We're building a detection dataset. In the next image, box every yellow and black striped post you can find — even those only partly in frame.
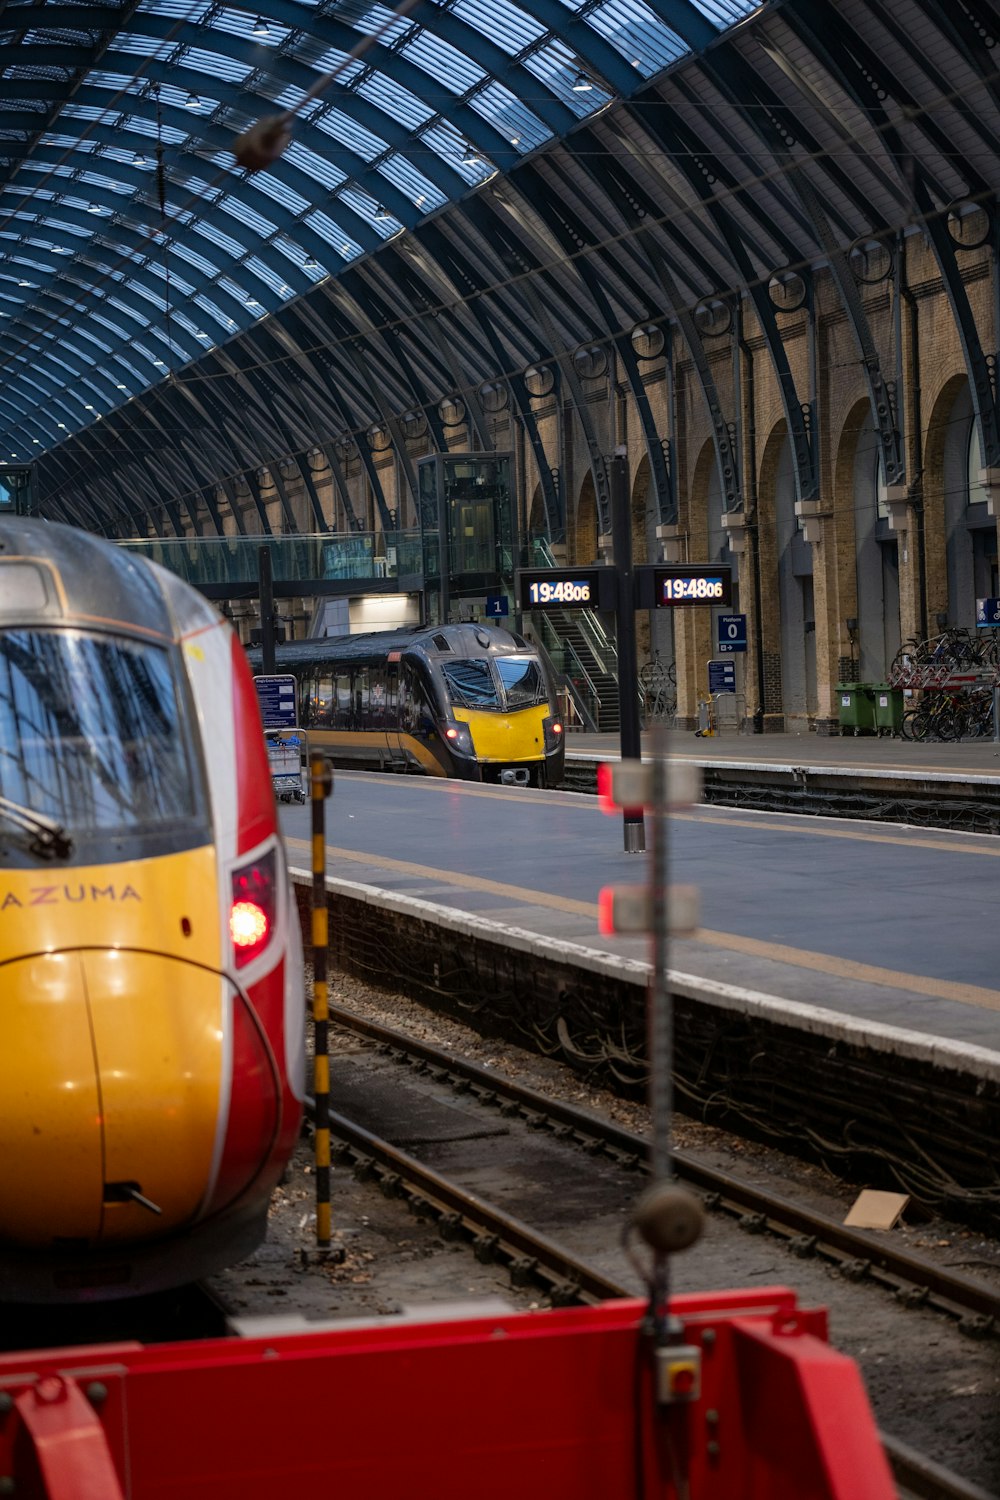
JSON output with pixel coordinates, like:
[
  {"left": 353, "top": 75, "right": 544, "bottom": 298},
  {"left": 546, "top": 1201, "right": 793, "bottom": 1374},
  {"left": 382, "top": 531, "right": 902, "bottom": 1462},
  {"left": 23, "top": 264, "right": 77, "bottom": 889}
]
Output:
[{"left": 310, "top": 751, "right": 333, "bottom": 1249}]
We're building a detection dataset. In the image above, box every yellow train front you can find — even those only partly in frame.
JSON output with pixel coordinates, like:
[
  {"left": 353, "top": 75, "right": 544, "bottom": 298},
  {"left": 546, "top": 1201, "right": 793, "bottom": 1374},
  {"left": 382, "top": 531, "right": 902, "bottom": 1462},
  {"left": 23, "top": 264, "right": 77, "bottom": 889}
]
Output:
[
  {"left": 265, "top": 623, "right": 565, "bottom": 786},
  {"left": 0, "top": 518, "right": 304, "bottom": 1302}
]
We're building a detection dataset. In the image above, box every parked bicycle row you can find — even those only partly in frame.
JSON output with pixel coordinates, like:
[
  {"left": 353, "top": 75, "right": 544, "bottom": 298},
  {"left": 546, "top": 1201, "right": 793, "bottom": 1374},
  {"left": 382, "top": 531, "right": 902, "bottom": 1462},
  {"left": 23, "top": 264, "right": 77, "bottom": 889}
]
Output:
[
  {"left": 891, "top": 627, "right": 1000, "bottom": 673},
  {"left": 900, "top": 686, "right": 997, "bottom": 742}
]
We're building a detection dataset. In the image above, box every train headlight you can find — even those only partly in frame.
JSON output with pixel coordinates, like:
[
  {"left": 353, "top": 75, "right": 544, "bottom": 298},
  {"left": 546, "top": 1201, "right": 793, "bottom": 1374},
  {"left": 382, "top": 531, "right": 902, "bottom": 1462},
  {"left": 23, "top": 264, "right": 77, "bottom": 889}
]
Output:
[
  {"left": 230, "top": 848, "right": 277, "bottom": 966},
  {"left": 543, "top": 716, "right": 564, "bottom": 753},
  {"left": 443, "top": 721, "right": 475, "bottom": 756}
]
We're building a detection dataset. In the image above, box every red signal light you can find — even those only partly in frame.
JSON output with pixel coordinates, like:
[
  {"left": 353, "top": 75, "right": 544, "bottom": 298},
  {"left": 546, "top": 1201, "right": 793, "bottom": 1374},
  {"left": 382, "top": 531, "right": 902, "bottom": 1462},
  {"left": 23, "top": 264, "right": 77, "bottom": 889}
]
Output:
[
  {"left": 230, "top": 899, "right": 269, "bottom": 950},
  {"left": 598, "top": 761, "right": 646, "bottom": 818},
  {"left": 230, "top": 849, "right": 277, "bottom": 966}
]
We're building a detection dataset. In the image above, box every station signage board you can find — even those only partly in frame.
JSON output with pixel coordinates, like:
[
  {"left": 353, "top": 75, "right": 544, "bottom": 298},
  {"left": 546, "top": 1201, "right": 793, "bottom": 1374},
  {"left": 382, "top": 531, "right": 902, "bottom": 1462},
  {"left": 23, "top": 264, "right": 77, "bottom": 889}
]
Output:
[
  {"left": 708, "top": 660, "right": 736, "bottom": 694},
  {"left": 254, "top": 674, "right": 298, "bottom": 729},
  {"left": 517, "top": 566, "right": 617, "bottom": 612}
]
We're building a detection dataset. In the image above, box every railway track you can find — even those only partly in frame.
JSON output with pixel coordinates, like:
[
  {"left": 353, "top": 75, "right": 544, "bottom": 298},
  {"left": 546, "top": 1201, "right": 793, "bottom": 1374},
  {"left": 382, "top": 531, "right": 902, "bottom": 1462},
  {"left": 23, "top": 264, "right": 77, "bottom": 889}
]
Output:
[
  {"left": 328, "top": 1003, "right": 999, "bottom": 1336},
  {"left": 316, "top": 1002, "right": 998, "bottom": 1500}
]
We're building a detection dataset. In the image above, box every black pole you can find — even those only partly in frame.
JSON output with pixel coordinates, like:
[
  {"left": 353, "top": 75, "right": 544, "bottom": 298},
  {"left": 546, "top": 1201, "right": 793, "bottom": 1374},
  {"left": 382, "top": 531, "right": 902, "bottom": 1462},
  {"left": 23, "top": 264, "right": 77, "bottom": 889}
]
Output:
[
  {"left": 437, "top": 462, "right": 450, "bottom": 627},
  {"left": 259, "top": 544, "right": 276, "bottom": 675},
  {"left": 609, "top": 452, "right": 645, "bottom": 853}
]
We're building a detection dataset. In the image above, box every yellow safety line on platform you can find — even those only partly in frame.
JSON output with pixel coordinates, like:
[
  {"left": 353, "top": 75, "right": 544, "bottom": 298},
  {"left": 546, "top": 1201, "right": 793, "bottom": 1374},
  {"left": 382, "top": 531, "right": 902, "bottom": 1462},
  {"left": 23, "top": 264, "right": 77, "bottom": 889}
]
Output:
[
  {"left": 285, "top": 837, "right": 594, "bottom": 916},
  {"left": 693, "top": 928, "right": 1000, "bottom": 1013},
  {"left": 674, "top": 810, "right": 1000, "bottom": 858},
  {"left": 286, "top": 837, "right": 1000, "bottom": 1013}
]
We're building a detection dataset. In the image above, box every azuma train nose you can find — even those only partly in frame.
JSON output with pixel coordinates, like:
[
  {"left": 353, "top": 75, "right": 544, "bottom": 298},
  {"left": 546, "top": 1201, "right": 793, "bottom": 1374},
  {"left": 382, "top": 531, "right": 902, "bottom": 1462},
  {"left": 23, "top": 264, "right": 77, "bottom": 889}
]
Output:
[{"left": 0, "top": 950, "right": 277, "bottom": 1249}]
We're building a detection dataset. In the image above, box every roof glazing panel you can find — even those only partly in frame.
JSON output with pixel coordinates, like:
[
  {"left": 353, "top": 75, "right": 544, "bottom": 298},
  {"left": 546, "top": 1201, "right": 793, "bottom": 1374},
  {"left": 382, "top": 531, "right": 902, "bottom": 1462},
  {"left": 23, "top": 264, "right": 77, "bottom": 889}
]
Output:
[{"left": 0, "top": 0, "right": 766, "bottom": 452}]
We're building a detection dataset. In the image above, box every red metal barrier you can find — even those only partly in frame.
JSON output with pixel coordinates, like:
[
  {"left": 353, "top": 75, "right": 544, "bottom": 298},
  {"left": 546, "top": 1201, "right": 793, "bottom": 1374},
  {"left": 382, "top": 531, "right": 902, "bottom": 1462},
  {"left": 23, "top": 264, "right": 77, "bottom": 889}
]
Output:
[{"left": 0, "top": 1288, "right": 895, "bottom": 1499}]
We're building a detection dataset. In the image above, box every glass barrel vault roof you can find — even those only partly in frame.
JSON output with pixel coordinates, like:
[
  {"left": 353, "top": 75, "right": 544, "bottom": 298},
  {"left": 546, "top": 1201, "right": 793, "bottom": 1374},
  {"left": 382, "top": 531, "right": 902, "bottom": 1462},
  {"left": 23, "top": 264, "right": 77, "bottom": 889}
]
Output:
[{"left": 0, "top": 0, "right": 763, "bottom": 456}]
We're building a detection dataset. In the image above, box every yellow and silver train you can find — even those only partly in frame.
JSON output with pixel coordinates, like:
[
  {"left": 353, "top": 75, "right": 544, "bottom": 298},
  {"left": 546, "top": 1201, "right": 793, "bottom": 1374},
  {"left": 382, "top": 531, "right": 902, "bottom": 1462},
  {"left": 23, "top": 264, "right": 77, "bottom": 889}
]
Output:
[{"left": 253, "top": 624, "right": 565, "bottom": 786}]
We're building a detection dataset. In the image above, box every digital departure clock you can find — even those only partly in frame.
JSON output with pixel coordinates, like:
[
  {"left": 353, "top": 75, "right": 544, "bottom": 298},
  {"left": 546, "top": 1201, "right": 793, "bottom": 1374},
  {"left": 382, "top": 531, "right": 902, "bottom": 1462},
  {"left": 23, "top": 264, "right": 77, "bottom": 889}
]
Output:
[
  {"left": 517, "top": 566, "right": 616, "bottom": 612},
  {"left": 635, "top": 564, "right": 733, "bottom": 609}
]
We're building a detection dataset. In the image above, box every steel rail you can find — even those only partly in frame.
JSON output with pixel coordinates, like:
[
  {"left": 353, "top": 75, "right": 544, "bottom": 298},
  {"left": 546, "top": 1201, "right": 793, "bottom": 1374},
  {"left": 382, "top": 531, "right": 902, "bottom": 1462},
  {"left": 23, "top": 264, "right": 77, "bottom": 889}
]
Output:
[
  {"left": 329, "top": 1004, "right": 1000, "bottom": 1331},
  {"left": 315, "top": 1101, "right": 628, "bottom": 1304},
  {"left": 885, "top": 1435, "right": 1000, "bottom": 1500},
  {"left": 317, "top": 1023, "right": 990, "bottom": 1500}
]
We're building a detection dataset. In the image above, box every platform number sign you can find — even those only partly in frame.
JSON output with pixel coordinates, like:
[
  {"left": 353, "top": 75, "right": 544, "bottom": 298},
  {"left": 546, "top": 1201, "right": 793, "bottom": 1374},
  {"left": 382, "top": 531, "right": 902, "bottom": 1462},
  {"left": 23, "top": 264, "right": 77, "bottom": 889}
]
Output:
[
  {"left": 976, "top": 598, "right": 1000, "bottom": 627},
  {"left": 718, "top": 614, "right": 747, "bottom": 653}
]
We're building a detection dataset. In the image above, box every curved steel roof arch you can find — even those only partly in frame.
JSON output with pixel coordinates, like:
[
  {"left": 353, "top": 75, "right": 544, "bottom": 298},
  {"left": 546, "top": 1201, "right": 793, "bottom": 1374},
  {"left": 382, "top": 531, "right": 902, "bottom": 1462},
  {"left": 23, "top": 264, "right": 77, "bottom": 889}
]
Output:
[
  {"left": 1, "top": 0, "right": 755, "bottom": 456},
  {"left": 17, "top": 0, "right": 1000, "bottom": 526}
]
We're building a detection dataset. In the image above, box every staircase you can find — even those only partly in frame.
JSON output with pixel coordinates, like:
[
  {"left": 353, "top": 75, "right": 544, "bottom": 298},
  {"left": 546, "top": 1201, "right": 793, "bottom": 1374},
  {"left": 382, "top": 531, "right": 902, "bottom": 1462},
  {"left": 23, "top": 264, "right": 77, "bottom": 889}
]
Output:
[
  {"left": 524, "top": 540, "right": 637, "bottom": 734},
  {"left": 556, "top": 613, "right": 620, "bottom": 733}
]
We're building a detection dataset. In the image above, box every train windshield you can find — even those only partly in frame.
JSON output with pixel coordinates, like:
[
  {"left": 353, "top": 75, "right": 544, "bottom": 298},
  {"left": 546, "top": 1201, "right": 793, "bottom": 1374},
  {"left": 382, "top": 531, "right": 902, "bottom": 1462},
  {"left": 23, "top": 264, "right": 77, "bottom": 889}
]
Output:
[
  {"left": 441, "top": 657, "right": 547, "bottom": 711},
  {"left": 0, "top": 628, "right": 199, "bottom": 849},
  {"left": 495, "top": 656, "right": 547, "bottom": 709}
]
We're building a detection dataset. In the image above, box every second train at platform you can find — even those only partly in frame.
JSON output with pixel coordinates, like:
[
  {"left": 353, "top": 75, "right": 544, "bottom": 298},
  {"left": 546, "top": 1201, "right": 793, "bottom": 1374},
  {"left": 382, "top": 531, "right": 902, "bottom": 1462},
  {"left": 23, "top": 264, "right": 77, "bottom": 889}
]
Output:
[{"left": 251, "top": 623, "right": 565, "bottom": 787}]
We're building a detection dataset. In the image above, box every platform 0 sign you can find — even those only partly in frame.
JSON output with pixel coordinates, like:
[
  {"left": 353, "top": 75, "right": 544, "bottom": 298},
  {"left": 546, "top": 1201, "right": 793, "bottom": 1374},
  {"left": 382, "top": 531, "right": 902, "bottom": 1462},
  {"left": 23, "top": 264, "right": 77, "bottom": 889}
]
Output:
[
  {"left": 254, "top": 674, "right": 298, "bottom": 729},
  {"left": 976, "top": 598, "right": 1000, "bottom": 627},
  {"left": 708, "top": 660, "right": 736, "bottom": 695},
  {"left": 718, "top": 614, "right": 747, "bottom": 653}
]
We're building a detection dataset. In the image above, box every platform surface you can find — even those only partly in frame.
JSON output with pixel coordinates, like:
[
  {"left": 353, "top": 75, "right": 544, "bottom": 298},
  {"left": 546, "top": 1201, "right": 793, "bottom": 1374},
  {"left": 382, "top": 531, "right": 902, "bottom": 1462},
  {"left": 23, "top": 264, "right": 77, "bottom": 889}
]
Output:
[
  {"left": 566, "top": 727, "right": 1000, "bottom": 781},
  {"left": 280, "top": 771, "right": 1000, "bottom": 1059}
]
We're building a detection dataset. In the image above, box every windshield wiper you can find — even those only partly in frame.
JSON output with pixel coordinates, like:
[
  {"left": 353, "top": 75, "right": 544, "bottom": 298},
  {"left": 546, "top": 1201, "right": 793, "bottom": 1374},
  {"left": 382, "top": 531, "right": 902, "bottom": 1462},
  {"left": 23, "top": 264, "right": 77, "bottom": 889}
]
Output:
[{"left": 0, "top": 794, "right": 73, "bottom": 860}]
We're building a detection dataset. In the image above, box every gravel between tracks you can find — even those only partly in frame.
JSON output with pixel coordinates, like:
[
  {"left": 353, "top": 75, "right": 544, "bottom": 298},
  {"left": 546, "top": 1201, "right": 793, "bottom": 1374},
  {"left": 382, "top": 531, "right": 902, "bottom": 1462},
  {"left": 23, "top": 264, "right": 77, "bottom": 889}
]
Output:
[{"left": 209, "top": 971, "right": 1000, "bottom": 1494}]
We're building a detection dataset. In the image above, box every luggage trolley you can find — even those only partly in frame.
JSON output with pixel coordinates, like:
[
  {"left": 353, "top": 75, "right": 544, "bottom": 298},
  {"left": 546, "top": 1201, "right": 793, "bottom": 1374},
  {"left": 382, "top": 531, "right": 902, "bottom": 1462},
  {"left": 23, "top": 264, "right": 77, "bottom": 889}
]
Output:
[
  {"left": 254, "top": 672, "right": 307, "bottom": 804},
  {"left": 265, "top": 726, "right": 307, "bottom": 803}
]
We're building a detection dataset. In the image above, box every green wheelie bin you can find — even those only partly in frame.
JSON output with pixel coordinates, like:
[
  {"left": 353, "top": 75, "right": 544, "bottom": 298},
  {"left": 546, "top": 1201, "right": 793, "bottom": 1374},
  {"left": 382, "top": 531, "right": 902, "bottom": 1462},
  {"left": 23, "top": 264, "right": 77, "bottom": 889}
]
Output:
[
  {"left": 836, "top": 683, "right": 876, "bottom": 735},
  {"left": 872, "top": 684, "right": 904, "bottom": 737}
]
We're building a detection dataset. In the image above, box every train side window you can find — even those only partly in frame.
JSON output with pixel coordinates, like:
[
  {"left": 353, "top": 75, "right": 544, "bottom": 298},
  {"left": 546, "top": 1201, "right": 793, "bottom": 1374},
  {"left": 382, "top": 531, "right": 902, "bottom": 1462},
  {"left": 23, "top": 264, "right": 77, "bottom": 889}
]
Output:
[
  {"left": 312, "top": 673, "right": 334, "bottom": 728},
  {"left": 334, "top": 672, "right": 352, "bottom": 728},
  {"left": 369, "top": 666, "right": 382, "bottom": 724},
  {"left": 352, "top": 666, "right": 369, "bottom": 728},
  {"left": 399, "top": 663, "right": 417, "bottom": 732}
]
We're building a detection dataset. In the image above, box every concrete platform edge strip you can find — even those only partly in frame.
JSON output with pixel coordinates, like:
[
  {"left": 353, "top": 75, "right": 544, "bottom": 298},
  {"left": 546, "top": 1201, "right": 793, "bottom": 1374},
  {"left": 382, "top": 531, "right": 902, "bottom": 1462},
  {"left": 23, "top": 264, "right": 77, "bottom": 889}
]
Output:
[
  {"left": 288, "top": 867, "right": 1000, "bottom": 1083},
  {"left": 565, "top": 753, "right": 1000, "bottom": 788}
]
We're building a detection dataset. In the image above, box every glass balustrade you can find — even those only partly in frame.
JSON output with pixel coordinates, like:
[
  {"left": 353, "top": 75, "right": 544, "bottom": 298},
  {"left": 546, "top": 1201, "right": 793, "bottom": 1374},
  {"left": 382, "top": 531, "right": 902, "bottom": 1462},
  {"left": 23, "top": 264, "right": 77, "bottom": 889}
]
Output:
[{"left": 116, "top": 532, "right": 423, "bottom": 588}]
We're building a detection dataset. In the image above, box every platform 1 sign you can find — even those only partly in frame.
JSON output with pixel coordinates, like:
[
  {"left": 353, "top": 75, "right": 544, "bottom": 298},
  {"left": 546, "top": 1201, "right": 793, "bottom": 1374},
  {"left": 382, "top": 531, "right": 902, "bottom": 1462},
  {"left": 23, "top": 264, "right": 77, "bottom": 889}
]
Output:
[
  {"left": 254, "top": 673, "right": 298, "bottom": 729},
  {"left": 708, "top": 660, "right": 736, "bottom": 695},
  {"left": 485, "top": 593, "right": 509, "bottom": 618},
  {"left": 976, "top": 597, "right": 1000, "bottom": 627},
  {"left": 718, "top": 614, "right": 747, "bottom": 653}
]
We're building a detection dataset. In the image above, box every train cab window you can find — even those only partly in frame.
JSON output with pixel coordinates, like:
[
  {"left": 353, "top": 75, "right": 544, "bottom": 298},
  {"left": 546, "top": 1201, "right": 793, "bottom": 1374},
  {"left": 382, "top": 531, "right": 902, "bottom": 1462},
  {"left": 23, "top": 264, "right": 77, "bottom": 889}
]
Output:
[
  {"left": 495, "top": 657, "right": 546, "bottom": 708},
  {"left": 0, "top": 628, "right": 204, "bottom": 860},
  {"left": 441, "top": 658, "right": 499, "bottom": 708},
  {"left": 441, "top": 657, "right": 547, "bottom": 712}
]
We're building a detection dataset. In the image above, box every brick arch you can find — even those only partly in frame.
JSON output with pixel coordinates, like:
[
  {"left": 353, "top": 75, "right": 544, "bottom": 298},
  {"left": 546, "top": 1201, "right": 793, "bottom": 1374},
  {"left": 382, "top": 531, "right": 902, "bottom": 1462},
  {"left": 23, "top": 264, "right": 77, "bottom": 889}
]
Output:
[
  {"left": 572, "top": 470, "right": 599, "bottom": 564},
  {"left": 831, "top": 395, "right": 872, "bottom": 626},
  {"left": 922, "top": 373, "right": 972, "bottom": 626},
  {"left": 527, "top": 483, "right": 546, "bottom": 546},
  {"left": 630, "top": 452, "right": 651, "bottom": 565},
  {"left": 689, "top": 438, "right": 720, "bottom": 556}
]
